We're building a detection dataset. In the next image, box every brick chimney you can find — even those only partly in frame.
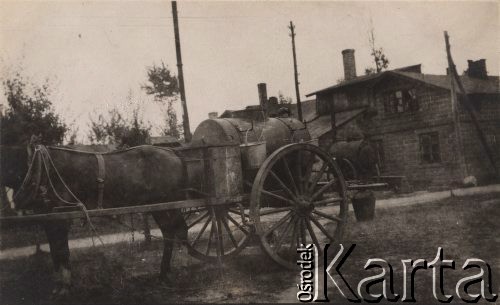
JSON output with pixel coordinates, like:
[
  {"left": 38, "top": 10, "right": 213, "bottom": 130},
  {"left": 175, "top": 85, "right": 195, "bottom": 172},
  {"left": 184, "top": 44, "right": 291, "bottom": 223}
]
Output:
[
  {"left": 465, "top": 59, "right": 487, "bottom": 79},
  {"left": 257, "top": 83, "right": 268, "bottom": 117},
  {"left": 342, "top": 49, "right": 357, "bottom": 81}
]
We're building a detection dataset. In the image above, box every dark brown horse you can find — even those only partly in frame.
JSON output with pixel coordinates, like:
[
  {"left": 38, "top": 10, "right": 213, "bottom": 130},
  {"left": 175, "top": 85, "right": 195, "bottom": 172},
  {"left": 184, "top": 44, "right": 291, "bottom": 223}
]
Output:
[{"left": 0, "top": 143, "right": 188, "bottom": 295}]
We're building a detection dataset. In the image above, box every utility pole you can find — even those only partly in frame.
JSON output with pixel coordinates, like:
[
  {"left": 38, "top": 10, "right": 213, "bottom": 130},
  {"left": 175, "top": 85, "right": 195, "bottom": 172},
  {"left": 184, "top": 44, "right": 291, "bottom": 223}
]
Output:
[
  {"left": 444, "top": 32, "right": 468, "bottom": 179},
  {"left": 289, "top": 21, "right": 303, "bottom": 122},
  {"left": 444, "top": 31, "right": 498, "bottom": 178},
  {"left": 172, "top": 1, "right": 191, "bottom": 142}
]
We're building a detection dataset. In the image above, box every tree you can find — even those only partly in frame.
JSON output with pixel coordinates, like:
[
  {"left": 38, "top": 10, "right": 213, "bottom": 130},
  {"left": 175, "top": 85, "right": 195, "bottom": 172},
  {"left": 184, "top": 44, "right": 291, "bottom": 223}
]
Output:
[
  {"left": 365, "top": 23, "right": 389, "bottom": 75},
  {"left": 87, "top": 104, "right": 151, "bottom": 148},
  {"left": 121, "top": 107, "right": 151, "bottom": 148},
  {"left": 278, "top": 91, "right": 293, "bottom": 105},
  {"left": 142, "top": 62, "right": 179, "bottom": 101},
  {"left": 1, "top": 73, "right": 67, "bottom": 145},
  {"left": 88, "top": 108, "right": 125, "bottom": 145},
  {"left": 65, "top": 124, "right": 79, "bottom": 146},
  {"left": 142, "top": 62, "right": 182, "bottom": 139}
]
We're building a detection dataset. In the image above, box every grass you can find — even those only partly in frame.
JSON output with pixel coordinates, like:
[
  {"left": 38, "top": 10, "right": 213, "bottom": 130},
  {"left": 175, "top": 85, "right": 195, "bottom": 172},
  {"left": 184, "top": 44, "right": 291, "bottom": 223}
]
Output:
[{"left": 0, "top": 193, "right": 498, "bottom": 304}]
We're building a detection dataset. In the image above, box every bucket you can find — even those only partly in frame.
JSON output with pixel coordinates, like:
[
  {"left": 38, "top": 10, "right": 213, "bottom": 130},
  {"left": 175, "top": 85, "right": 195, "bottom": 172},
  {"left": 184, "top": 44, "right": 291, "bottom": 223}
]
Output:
[
  {"left": 240, "top": 142, "right": 266, "bottom": 169},
  {"left": 352, "top": 191, "right": 376, "bottom": 222}
]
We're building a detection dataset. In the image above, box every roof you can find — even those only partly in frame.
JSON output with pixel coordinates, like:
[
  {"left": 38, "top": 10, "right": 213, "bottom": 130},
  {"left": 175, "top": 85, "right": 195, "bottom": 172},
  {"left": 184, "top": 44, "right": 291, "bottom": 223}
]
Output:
[
  {"left": 289, "top": 99, "right": 317, "bottom": 121},
  {"left": 306, "top": 69, "right": 500, "bottom": 97},
  {"left": 394, "top": 71, "right": 499, "bottom": 95},
  {"left": 306, "top": 73, "right": 381, "bottom": 97},
  {"left": 221, "top": 99, "right": 318, "bottom": 121},
  {"left": 306, "top": 107, "right": 367, "bottom": 139}
]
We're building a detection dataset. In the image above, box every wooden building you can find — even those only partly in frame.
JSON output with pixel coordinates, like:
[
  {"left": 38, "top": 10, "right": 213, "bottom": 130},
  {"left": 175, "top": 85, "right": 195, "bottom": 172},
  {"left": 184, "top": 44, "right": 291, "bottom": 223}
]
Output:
[{"left": 306, "top": 50, "right": 500, "bottom": 188}]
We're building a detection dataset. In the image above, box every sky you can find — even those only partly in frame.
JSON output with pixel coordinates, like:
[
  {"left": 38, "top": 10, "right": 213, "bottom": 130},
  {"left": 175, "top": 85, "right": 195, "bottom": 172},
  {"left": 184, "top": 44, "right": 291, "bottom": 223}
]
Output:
[{"left": 0, "top": 1, "right": 498, "bottom": 143}]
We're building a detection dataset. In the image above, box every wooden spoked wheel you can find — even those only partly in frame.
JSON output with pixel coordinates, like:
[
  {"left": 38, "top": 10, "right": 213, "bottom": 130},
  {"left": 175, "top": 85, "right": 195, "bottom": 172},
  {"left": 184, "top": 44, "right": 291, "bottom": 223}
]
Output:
[
  {"left": 183, "top": 205, "right": 251, "bottom": 262},
  {"left": 250, "top": 143, "right": 348, "bottom": 269}
]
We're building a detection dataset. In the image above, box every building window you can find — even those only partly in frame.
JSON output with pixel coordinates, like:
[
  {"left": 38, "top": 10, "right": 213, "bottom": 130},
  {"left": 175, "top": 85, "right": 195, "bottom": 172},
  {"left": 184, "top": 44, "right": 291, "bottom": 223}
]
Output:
[
  {"left": 419, "top": 132, "right": 441, "bottom": 163},
  {"left": 383, "top": 88, "right": 419, "bottom": 114},
  {"left": 372, "top": 139, "right": 385, "bottom": 170}
]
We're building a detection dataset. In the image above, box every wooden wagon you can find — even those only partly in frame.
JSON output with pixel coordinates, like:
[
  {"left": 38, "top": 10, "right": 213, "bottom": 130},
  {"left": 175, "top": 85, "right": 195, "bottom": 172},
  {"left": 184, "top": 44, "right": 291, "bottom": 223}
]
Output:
[{"left": 1, "top": 116, "right": 385, "bottom": 269}]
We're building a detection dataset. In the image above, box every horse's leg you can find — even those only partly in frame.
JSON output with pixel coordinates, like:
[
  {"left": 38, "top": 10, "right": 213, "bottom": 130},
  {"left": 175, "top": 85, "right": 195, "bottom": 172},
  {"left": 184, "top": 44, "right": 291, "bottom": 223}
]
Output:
[
  {"left": 43, "top": 219, "right": 72, "bottom": 295},
  {"left": 142, "top": 213, "right": 152, "bottom": 246},
  {"left": 151, "top": 210, "right": 188, "bottom": 282}
]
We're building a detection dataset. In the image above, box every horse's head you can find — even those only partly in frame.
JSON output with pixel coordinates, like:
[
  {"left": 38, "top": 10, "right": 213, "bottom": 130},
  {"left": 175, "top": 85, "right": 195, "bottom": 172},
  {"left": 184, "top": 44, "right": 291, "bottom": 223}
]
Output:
[
  {"left": 2, "top": 134, "right": 43, "bottom": 186},
  {"left": 1, "top": 135, "right": 46, "bottom": 210},
  {"left": 0, "top": 144, "right": 29, "bottom": 191}
]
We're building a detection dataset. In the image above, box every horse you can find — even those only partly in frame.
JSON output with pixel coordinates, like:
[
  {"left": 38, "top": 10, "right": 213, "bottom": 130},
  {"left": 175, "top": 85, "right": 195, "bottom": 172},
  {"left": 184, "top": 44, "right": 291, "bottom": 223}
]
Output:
[{"left": 0, "top": 141, "right": 188, "bottom": 295}]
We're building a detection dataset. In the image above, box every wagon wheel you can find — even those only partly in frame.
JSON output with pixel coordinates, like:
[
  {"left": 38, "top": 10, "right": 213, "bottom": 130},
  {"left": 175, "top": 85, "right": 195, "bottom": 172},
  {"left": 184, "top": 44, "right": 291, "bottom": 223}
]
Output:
[
  {"left": 250, "top": 143, "right": 348, "bottom": 269},
  {"left": 183, "top": 204, "right": 251, "bottom": 262}
]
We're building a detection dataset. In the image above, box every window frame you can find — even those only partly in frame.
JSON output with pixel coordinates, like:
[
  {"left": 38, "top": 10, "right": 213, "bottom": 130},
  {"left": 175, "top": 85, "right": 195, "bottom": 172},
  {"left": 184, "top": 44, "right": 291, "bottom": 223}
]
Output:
[
  {"left": 419, "top": 132, "right": 441, "bottom": 163},
  {"left": 382, "top": 88, "right": 419, "bottom": 116}
]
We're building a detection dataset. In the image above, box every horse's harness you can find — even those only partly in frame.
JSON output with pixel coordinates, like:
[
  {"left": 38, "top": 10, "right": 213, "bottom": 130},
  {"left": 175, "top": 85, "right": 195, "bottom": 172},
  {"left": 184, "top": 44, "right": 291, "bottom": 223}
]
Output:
[{"left": 15, "top": 145, "right": 106, "bottom": 210}]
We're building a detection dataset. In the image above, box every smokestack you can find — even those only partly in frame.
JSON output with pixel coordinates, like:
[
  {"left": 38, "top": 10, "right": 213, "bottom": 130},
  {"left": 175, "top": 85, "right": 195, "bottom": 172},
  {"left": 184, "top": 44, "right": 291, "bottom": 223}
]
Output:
[
  {"left": 465, "top": 59, "right": 487, "bottom": 79},
  {"left": 258, "top": 83, "right": 268, "bottom": 117},
  {"left": 342, "top": 49, "right": 357, "bottom": 81},
  {"left": 208, "top": 112, "right": 218, "bottom": 119}
]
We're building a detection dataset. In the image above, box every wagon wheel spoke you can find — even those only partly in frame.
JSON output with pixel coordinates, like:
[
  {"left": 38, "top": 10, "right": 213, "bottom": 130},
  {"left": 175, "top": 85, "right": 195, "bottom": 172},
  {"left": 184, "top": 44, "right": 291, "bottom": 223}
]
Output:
[
  {"left": 226, "top": 213, "right": 249, "bottom": 235},
  {"left": 281, "top": 156, "right": 299, "bottom": 195},
  {"left": 186, "top": 205, "right": 250, "bottom": 262},
  {"left": 250, "top": 143, "right": 348, "bottom": 269},
  {"left": 295, "top": 151, "right": 304, "bottom": 194},
  {"left": 309, "top": 214, "right": 335, "bottom": 241},
  {"left": 274, "top": 214, "right": 296, "bottom": 253},
  {"left": 259, "top": 207, "right": 291, "bottom": 216},
  {"left": 221, "top": 214, "right": 238, "bottom": 248},
  {"left": 227, "top": 208, "right": 250, "bottom": 218},
  {"left": 205, "top": 217, "right": 216, "bottom": 256},
  {"left": 295, "top": 223, "right": 301, "bottom": 248},
  {"left": 305, "top": 217, "right": 323, "bottom": 256},
  {"left": 261, "top": 189, "right": 296, "bottom": 206},
  {"left": 287, "top": 217, "right": 299, "bottom": 257},
  {"left": 307, "top": 162, "right": 329, "bottom": 196},
  {"left": 301, "top": 153, "right": 316, "bottom": 194},
  {"left": 264, "top": 211, "right": 293, "bottom": 237},
  {"left": 313, "top": 196, "right": 343, "bottom": 206},
  {"left": 215, "top": 213, "right": 224, "bottom": 257},
  {"left": 191, "top": 213, "right": 213, "bottom": 247},
  {"left": 311, "top": 179, "right": 337, "bottom": 202},
  {"left": 187, "top": 211, "right": 209, "bottom": 229},
  {"left": 312, "top": 209, "right": 343, "bottom": 223},
  {"left": 299, "top": 218, "right": 307, "bottom": 245},
  {"left": 270, "top": 170, "right": 299, "bottom": 203}
]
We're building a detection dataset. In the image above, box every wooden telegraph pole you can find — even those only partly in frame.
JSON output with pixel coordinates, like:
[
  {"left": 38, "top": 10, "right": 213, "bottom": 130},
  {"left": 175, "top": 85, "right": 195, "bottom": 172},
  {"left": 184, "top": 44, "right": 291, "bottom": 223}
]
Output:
[
  {"left": 444, "top": 31, "right": 498, "bottom": 177},
  {"left": 289, "top": 21, "right": 303, "bottom": 122},
  {"left": 172, "top": 1, "right": 191, "bottom": 142}
]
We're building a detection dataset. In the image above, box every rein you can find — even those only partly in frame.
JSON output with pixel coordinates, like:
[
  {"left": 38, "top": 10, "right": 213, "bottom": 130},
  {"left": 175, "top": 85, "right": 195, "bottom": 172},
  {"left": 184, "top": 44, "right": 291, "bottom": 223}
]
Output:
[
  {"left": 13, "top": 146, "right": 42, "bottom": 205},
  {"left": 13, "top": 145, "right": 104, "bottom": 245}
]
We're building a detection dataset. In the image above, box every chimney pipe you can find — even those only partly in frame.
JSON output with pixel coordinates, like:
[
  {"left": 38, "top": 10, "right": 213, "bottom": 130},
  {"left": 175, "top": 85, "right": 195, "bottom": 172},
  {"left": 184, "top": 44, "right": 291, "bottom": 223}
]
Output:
[
  {"left": 258, "top": 83, "right": 268, "bottom": 117},
  {"left": 466, "top": 59, "right": 487, "bottom": 79},
  {"left": 342, "top": 49, "right": 357, "bottom": 81}
]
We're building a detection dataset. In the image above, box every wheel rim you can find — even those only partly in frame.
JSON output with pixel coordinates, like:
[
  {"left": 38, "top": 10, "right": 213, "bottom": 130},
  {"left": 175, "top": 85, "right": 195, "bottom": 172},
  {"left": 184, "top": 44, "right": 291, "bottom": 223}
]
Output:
[
  {"left": 250, "top": 144, "right": 348, "bottom": 269},
  {"left": 183, "top": 205, "right": 251, "bottom": 262}
]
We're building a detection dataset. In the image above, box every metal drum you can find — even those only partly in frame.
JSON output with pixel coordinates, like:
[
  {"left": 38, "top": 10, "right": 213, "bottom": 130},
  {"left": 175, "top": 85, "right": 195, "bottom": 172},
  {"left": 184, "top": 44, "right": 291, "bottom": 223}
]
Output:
[
  {"left": 191, "top": 118, "right": 311, "bottom": 159},
  {"left": 240, "top": 141, "right": 266, "bottom": 170}
]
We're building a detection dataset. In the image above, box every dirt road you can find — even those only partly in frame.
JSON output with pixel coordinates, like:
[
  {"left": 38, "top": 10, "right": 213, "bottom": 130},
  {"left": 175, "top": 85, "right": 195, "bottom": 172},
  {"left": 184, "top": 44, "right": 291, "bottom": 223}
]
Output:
[{"left": 0, "top": 194, "right": 498, "bottom": 304}]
